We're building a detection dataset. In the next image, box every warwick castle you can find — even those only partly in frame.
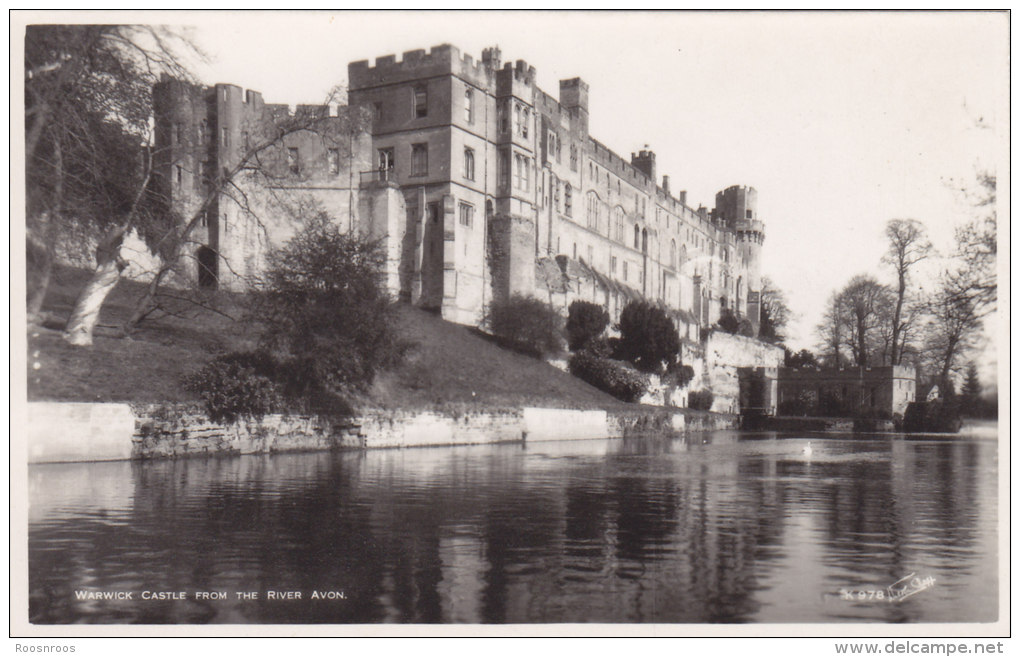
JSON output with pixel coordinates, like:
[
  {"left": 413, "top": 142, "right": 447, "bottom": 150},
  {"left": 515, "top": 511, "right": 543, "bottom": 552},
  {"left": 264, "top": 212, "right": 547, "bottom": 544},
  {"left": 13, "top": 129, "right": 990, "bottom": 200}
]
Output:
[{"left": 154, "top": 43, "right": 766, "bottom": 342}]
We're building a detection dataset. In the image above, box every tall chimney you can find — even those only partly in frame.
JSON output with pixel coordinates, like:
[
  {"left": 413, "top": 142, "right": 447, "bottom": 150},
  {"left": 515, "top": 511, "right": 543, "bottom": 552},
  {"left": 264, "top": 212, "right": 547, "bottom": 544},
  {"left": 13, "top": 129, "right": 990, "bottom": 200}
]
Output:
[{"left": 662, "top": 175, "right": 670, "bottom": 195}]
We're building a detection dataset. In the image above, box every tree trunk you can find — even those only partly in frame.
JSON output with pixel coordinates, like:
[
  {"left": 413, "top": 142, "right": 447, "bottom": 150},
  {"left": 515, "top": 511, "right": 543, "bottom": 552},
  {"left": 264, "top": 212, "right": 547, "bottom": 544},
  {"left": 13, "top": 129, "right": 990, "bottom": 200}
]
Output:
[
  {"left": 27, "top": 251, "right": 54, "bottom": 322},
  {"left": 890, "top": 271, "right": 905, "bottom": 365},
  {"left": 63, "top": 228, "right": 128, "bottom": 346},
  {"left": 28, "top": 136, "right": 63, "bottom": 323},
  {"left": 122, "top": 263, "right": 170, "bottom": 335}
]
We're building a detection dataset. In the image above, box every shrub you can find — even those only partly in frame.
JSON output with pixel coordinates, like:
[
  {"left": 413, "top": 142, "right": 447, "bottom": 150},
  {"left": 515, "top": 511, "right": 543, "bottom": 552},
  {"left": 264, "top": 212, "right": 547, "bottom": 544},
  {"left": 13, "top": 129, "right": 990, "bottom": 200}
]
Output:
[
  {"left": 251, "top": 213, "right": 405, "bottom": 413},
  {"left": 488, "top": 294, "right": 564, "bottom": 357},
  {"left": 717, "top": 308, "right": 741, "bottom": 334},
  {"left": 569, "top": 350, "right": 649, "bottom": 403},
  {"left": 903, "top": 399, "right": 962, "bottom": 433},
  {"left": 688, "top": 389, "right": 714, "bottom": 411},
  {"left": 185, "top": 352, "right": 281, "bottom": 424},
  {"left": 717, "top": 308, "right": 755, "bottom": 337},
  {"left": 566, "top": 300, "right": 609, "bottom": 351},
  {"left": 662, "top": 363, "right": 695, "bottom": 389},
  {"left": 615, "top": 301, "right": 680, "bottom": 373}
]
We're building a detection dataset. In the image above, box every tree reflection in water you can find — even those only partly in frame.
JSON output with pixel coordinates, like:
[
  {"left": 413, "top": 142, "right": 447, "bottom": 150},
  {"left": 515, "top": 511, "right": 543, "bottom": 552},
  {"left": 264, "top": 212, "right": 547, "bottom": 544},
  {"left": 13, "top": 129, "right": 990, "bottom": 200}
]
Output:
[{"left": 29, "top": 433, "right": 997, "bottom": 624}]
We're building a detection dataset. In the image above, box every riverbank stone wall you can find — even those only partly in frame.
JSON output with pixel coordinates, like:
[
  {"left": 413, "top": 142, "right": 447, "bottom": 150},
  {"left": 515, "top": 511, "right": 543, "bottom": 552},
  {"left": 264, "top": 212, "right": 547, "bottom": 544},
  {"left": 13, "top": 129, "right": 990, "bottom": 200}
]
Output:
[{"left": 26, "top": 402, "right": 739, "bottom": 463}]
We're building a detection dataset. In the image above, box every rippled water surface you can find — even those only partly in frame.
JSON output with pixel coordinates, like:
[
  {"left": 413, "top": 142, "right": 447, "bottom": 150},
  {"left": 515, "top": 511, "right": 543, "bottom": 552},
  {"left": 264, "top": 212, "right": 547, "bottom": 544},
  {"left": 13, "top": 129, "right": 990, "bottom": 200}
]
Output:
[{"left": 28, "top": 432, "right": 998, "bottom": 624}]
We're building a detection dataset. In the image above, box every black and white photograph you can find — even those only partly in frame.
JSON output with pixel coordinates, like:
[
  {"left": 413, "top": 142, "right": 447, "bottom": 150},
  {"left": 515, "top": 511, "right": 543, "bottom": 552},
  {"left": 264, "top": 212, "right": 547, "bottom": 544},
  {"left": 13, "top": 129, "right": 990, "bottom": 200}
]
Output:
[{"left": 12, "top": 9, "right": 1008, "bottom": 642}]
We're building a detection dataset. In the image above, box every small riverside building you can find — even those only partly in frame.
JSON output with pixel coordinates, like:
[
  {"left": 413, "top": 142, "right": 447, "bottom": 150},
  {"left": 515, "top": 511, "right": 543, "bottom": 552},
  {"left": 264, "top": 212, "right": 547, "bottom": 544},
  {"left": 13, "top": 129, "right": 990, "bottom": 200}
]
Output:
[{"left": 777, "top": 366, "right": 917, "bottom": 418}]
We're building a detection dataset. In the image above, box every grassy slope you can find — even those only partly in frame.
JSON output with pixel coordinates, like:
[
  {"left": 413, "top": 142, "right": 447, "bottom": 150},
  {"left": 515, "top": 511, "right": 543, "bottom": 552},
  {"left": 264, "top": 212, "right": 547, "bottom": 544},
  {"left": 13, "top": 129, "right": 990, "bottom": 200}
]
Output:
[{"left": 27, "top": 266, "right": 626, "bottom": 411}]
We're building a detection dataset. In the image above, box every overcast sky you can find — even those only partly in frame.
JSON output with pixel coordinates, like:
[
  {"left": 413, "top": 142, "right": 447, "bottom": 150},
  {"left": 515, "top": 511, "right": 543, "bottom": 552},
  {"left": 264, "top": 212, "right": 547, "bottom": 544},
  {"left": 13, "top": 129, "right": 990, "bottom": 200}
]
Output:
[{"left": 154, "top": 12, "right": 1007, "bottom": 360}]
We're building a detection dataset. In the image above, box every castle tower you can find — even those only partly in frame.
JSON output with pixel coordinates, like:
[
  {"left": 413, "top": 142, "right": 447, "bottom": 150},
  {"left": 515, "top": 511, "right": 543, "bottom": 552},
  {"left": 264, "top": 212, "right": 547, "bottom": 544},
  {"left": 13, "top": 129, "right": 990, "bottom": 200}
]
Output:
[{"left": 714, "top": 185, "right": 765, "bottom": 331}]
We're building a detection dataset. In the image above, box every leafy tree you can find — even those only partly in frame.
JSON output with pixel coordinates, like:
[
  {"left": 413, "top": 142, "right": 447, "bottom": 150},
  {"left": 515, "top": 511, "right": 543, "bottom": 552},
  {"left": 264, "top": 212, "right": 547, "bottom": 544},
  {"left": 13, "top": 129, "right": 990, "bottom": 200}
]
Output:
[
  {"left": 615, "top": 301, "right": 680, "bottom": 373},
  {"left": 958, "top": 362, "right": 983, "bottom": 418},
  {"left": 249, "top": 213, "right": 404, "bottom": 413},
  {"left": 566, "top": 300, "right": 609, "bottom": 351},
  {"left": 882, "top": 219, "right": 933, "bottom": 365},
  {"left": 784, "top": 348, "right": 818, "bottom": 369}
]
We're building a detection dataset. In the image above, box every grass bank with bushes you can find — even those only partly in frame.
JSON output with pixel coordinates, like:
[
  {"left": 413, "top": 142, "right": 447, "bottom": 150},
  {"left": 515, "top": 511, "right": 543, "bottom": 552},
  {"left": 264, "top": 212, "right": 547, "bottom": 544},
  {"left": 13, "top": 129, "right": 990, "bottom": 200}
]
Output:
[{"left": 27, "top": 266, "right": 630, "bottom": 412}]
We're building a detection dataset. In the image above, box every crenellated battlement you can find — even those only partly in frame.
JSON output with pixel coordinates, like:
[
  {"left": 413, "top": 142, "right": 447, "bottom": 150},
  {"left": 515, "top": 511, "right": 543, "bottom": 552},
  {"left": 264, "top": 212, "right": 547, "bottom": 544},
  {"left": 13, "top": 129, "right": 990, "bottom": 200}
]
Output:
[{"left": 349, "top": 43, "right": 495, "bottom": 90}]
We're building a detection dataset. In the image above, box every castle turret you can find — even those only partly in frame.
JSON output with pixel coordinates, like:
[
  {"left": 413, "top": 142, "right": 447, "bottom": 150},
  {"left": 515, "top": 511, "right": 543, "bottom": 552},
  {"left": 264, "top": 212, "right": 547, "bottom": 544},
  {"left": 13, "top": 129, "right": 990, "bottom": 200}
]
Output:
[
  {"left": 630, "top": 149, "right": 656, "bottom": 182},
  {"left": 715, "top": 185, "right": 765, "bottom": 332},
  {"left": 559, "top": 77, "right": 589, "bottom": 136}
]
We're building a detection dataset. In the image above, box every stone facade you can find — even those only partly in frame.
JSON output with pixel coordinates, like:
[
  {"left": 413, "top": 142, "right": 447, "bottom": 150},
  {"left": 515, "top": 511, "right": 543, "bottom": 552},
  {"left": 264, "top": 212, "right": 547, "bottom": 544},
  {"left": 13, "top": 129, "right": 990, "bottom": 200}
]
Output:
[{"left": 154, "top": 43, "right": 766, "bottom": 334}]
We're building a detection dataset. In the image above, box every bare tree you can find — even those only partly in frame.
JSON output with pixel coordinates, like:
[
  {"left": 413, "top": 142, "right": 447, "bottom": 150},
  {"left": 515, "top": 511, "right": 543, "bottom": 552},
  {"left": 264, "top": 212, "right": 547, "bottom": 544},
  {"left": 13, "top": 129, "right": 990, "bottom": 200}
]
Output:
[
  {"left": 816, "top": 275, "right": 893, "bottom": 368},
  {"left": 881, "top": 218, "right": 933, "bottom": 365},
  {"left": 815, "top": 292, "right": 845, "bottom": 367},
  {"left": 924, "top": 273, "right": 984, "bottom": 394},
  {"left": 951, "top": 171, "right": 997, "bottom": 313},
  {"left": 758, "top": 276, "right": 791, "bottom": 344},
  {"left": 25, "top": 25, "right": 196, "bottom": 324},
  {"left": 115, "top": 97, "right": 366, "bottom": 339}
]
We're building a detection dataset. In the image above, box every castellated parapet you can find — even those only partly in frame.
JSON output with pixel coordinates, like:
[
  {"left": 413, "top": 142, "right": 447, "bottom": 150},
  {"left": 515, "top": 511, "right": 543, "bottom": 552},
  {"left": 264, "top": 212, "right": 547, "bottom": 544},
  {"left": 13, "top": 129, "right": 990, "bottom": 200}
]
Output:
[{"left": 154, "top": 43, "right": 769, "bottom": 335}]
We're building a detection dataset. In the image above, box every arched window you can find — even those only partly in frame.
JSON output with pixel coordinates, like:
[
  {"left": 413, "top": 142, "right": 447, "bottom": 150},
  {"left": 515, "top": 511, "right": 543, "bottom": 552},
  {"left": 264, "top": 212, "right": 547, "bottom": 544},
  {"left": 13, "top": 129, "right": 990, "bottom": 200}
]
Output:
[
  {"left": 670, "top": 239, "right": 677, "bottom": 269},
  {"left": 641, "top": 228, "right": 648, "bottom": 254},
  {"left": 680, "top": 245, "right": 687, "bottom": 269},
  {"left": 564, "top": 183, "right": 572, "bottom": 217},
  {"left": 586, "top": 192, "right": 602, "bottom": 230},
  {"left": 634, "top": 224, "right": 640, "bottom": 249}
]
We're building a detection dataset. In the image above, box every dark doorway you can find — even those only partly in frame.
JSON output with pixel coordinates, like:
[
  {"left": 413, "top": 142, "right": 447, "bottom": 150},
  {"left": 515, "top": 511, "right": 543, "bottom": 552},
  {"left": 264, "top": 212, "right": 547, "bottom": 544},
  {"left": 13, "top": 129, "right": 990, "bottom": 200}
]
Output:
[{"left": 197, "top": 246, "right": 218, "bottom": 289}]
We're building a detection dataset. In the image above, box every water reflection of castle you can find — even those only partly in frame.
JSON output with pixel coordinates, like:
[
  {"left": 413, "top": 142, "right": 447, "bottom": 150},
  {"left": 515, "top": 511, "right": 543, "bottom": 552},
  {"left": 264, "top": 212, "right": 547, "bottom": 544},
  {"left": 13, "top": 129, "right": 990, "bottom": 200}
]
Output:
[{"left": 29, "top": 437, "right": 996, "bottom": 624}]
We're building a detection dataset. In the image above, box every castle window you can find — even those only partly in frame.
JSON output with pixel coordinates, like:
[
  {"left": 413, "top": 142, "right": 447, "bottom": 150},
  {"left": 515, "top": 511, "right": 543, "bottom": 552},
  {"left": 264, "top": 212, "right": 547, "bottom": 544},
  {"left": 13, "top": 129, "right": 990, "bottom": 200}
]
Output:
[
  {"left": 221, "top": 127, "right": 228, "bottom": 148},
  {"left": 670, "top": 239, "right": 677, "bottom": 269},
  {"left": 623, "top": 261, "right": 628, "bottom": 281},
  {"left": 287, "top": 147, "right": 299, "bottom": 175},
  {"left": 564, "top": 184, "right": 572, "bottom": 217},
  {"left": 411, "top": 143, "right": 428, "bottom": 177},
  {"left": 242, "top": 131, "right": 250, "bottom": 151},
  {"left": 498, "top": 149, "right": 510, "bottom": 190},
  {"left": 611, "top": 255, "right": 617, "bottom": 273},
  {"left": 464, "top": 147, "right": 475, "bottom": 181},
  {"left": 573, "top": 243, "right": 577, "bottom": 260},
  {"left": 746, "top": 209, "right": 753, "bottom": 219},
  {"left": 521, "top": 107, "right": 530, "bottom": 139},
  {"left": 413, "top": 85, "right": 428, "bottom": 118},
  {"left": 554, "top": 179, "right": 561, "bottom": 211},
  {"left": 513, "top": 104, "right": 521, "bottom": 135},
  {"left": 199, "top": 161, "right": 210, "bottom": 189},
  {"left": 634, "top": 224, "right": 640, "bottom": 249},
  {"left": 459, "top": 202, "right": 474, "bottom": 227},
  {"left": 464, "top": 88, "right": 474, "bottom": 124},
  {"left": 378, "top": 148, "right": 394, "bottom": 173},
  {"left": 499, "top": 102, "right": 509, "bottom": 133},
  {"left": 587, "top": 245, "right": 594, "bottom": 265},
  {"left": 373, "top": 102, "right": 383, "bottom": 120},
  {"left": 199, "top": 120, "right": 209, "bottom": 145},
  {"left": 172, "top": 122, "right": 182, "bottom": 145},
  {"left": 328, "top": 148, "right": 340, "bottom": 175},
  {"left": 570, "top": 145, "right": 577, "bottom": 171},
  {"left": 586, "top": 192, "right": 599, "bottom": 230}
]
